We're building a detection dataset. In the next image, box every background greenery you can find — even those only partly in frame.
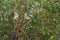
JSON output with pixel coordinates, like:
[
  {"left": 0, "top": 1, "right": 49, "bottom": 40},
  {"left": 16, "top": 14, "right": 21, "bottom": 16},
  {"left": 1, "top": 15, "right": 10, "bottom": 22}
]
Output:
[{"left": 0, "top": 0, "right": 60, "bottom": 40}]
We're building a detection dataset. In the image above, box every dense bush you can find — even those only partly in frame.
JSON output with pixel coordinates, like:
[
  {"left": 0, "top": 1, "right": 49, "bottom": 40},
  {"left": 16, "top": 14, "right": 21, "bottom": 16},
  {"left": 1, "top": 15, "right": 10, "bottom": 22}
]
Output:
[{"left": 0, "top": 0, "right": 60, "bottom": 40}]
